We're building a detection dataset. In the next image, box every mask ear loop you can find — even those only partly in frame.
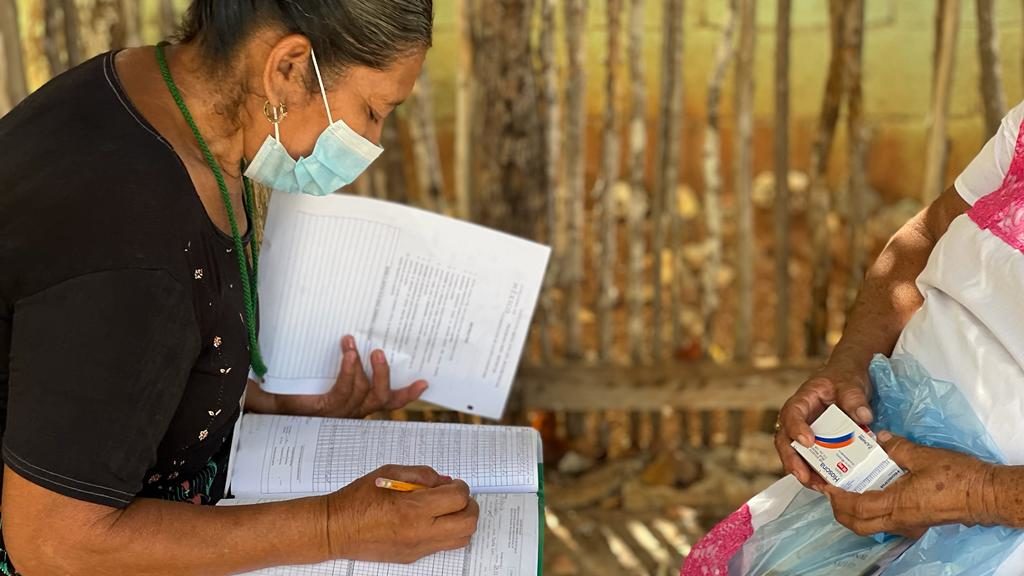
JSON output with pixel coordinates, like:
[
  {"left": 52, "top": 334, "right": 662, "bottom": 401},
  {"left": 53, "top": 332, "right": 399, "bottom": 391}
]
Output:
[{"left": 310, "top": 48, "right": 335, "bottom": 125}]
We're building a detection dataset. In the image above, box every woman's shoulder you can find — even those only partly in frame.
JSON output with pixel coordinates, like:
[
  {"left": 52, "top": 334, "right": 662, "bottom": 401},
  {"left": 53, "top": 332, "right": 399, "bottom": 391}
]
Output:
[
  {"left": 0, "top": 51, "right": 181, "bottom": 171},
  {"left": 7, "top": 52, "right": 179, "bottom": 155},
  {"left": 955, "top": 100, "right": 1024, "bottom": 206},
  {"left": 0, "top": 54, "right": 208, "bottom": 304}
]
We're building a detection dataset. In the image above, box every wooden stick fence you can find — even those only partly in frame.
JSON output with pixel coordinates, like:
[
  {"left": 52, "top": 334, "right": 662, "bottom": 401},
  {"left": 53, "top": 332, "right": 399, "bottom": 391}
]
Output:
[{"left": 0, "top": 0, "right": 1016, "bottom": 441}]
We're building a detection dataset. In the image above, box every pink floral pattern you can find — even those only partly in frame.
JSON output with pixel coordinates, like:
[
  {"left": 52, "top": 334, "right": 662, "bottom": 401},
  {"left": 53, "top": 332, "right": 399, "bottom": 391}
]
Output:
[
  {"left": 680, "top": 504, "right": 754, "bottom": 576},
  {"left": 969, "top": 112, "right": 1024, "bottom": 251}
]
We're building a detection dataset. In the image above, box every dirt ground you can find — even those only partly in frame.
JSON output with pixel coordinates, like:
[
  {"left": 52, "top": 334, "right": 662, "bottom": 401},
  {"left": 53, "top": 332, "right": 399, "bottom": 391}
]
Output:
[{"left": 541, "top": 433, "right": 784, "bottom": 575}]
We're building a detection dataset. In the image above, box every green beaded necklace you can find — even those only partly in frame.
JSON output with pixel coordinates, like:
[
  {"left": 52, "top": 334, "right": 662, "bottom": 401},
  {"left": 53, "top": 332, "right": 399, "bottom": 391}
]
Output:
[{"left": 155, "top": 42, "right": 267, "bottom": 377}]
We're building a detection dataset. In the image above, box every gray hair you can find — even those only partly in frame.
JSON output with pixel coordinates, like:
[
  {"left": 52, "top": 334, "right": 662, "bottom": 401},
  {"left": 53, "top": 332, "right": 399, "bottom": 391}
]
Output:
[{"left": 180, "top": 0, "right": 433, "bottom": 77}]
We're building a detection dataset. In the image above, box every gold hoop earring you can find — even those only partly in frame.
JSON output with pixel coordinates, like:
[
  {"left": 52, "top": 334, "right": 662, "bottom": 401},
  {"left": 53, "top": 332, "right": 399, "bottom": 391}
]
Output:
[{"left": 263, "top": 100, "right": 288, "bottom": 124}]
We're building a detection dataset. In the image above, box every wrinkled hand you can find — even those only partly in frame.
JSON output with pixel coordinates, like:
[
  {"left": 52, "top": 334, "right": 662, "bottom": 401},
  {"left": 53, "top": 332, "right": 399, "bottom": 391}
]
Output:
[
  {"left": 775, "top": 364, "right": 873, "bottom": 488},
  {"left": 823, "top": 432, "right": 993, "bottom": 538},
  {"left": 325, "top": 465, "right": 480, "bottom": 564},
  {"left": 262, "top": 336, "right": 428, "bottom": 419}
]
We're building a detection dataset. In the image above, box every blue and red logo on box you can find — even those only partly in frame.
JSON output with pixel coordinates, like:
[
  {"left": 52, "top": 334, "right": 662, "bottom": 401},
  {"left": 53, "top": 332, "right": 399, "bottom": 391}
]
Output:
[{"left": 814, "top": 432, "right": 855, "bottom": 449}]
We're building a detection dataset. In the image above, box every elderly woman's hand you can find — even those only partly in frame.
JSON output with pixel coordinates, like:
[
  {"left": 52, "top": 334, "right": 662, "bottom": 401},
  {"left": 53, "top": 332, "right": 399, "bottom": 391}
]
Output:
[
  {"left": 248, "top": 335, "right": 428, "bottom": 418},
  {"left": 325, "top": 465, "right": 479, "bottom": 563},
  {"left": 823, "top": 432, "right": 994, "bottom": 538},
  {"left": 776, "top": 362, "right": 874, "bottom": 488}
]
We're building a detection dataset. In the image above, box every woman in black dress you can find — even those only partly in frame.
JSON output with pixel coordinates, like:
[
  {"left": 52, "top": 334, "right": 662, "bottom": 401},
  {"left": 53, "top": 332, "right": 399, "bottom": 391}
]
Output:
[{"left": 0, "top": 1, "right": 478, "bottom": 573}]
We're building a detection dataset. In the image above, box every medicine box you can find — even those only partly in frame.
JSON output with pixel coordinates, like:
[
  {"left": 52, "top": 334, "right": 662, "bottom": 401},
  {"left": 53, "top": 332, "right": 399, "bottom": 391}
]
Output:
[{"left": 791, "top": 404, "right": 904, "bottom": 493}]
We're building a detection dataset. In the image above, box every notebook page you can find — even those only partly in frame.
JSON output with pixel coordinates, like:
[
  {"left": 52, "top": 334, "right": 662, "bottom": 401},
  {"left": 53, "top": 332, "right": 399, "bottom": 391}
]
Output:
[
  {"left": 464, "top": 493, "right": 538, "bottom": 576},
  {"left": 230, "top": 415, "right": 540, "bottom": 499},
  {"left": 221, "top": 493, "right": 537, "bottom": 576},
  {"left": 256, "top": 192, "right": 550, "bottom": 419}
]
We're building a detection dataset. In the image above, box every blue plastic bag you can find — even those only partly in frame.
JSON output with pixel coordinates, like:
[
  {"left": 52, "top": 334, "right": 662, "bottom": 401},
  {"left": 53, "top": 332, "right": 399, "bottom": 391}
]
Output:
[{"left": 728, "top": 354, "right": 1024, "bottom": 575}]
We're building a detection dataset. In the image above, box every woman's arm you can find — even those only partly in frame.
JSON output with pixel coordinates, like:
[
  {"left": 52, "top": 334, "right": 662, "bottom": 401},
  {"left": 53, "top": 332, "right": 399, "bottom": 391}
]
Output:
[
  {"left": 776, "top": 186, "right": 970, "bottom": 486},
  {"left": 824, "top": 185, "right": 969, "bottom": 385},
  {"left": 825, "top": 433, "right": 1024, "bottom": 536},
  {"left": 977, "top": 465, "right": 1024, "bottom": 529},
  {"left": 2, "top": 464, "right": 477, "bottom": 575}
]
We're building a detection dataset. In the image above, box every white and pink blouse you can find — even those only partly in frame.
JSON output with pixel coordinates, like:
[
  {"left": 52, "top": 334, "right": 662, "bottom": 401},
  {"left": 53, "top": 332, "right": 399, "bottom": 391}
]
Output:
[{"left": 683, "top": 101, "right": 1024, "bottom": 575}]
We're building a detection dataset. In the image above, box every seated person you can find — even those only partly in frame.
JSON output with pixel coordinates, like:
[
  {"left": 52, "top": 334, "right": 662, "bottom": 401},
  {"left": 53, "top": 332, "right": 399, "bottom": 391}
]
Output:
[
  {"left": 686, "top": 100, "right": 1024, "bottom": 574},
  {"left": 0, "top": 1, "right": 479, "bottom": 573}
]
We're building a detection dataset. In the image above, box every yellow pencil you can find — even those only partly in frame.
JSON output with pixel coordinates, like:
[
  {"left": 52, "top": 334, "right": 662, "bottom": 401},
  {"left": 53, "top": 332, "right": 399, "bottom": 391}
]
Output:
[{"left": 375, "top": 477, "right": 429, "bottom": 492}]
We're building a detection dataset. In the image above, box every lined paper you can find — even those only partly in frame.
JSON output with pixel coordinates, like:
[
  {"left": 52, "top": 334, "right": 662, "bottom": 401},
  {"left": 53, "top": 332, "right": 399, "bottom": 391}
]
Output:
[
  {"left": 229, "top": 415, "right": 541, "bottom": 499},
  {"left": 256, "top": 193, "right": 550, "bottom": 419}
]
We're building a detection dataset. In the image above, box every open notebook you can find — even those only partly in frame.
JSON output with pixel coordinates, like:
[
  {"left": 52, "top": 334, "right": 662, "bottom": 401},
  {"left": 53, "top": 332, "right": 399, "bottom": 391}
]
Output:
[{"left": 221, "top": 414, "right": 544, "bottom": 576}]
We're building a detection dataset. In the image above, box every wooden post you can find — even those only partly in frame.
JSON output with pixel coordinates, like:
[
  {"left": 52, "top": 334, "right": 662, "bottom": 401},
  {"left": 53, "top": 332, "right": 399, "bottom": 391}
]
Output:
[
  {"left": 734, "top": 0, "right": 756, "bottom": 362},
  {"left": 380, "top": 118, "right": 409, "bottom": 204},
  {"left": 92, "top": 0, "right": 127, "bottom": 54},
  {"left": 670, "top": 175, "right": 690, "bottom": 354},
  {"left": 44, "top": 0, "right": 65, "bottom": 75},
  {"left": 0, "top": 33, "right": 9, "bottom": 115},
  {"left": 503, "top": 0, "right": 544, "bottom": 236},
  {"left": 659, "top": 0, "right": 684, "bottom": 354},
  {"left": 538, "top": 0, "right": 560, "bottom": 363},
  {"left": 351, "top": 174, "right": 372, "bottom": 197},
  {"left": 160, "top": 0, "right": 177, "bottom": 39},
  {"left": 538, "top": 0, "right": 561, "bottom": 363},
  {"left": 0, "top": 20, "right": 11, "bottom": 114},
  {"left": 471, "top": 0, "right": 493, "bottom": 224},
  {"left": 117, "top": 0, "right": 142, "bottom": 48},
  {"left": 774, "top": 0, "right": 791, "bottom": 360},
  {"left": 627, "top": 0, "right": 648, "bottom": 365},
  {"left": 597, "top": 0, "right": 623, "bottom": 360},
  {"left": 360, "top": 119, "right": 398, "bottom": 201},
  {"left": 564, "top": 0, "right": 587, "bottom": 359},
  {"left": 407, "top": 66, "right": 449, "bottom": 215},
  {"left": 455, "top": 0, "right": 473, "bottom": 220},
  {"left": 845, "top": 0, "right": 867, "bottom": 311},
  {"left": 653, "top": 0, "right": 685, "bottom": 361},
  {"left": 97, "top": 0, "right": 127, "bottom": 50},
  {"left": 471, "top": 0, "right": 543, "bottom": 238},
  {"left": 976, "top": 0, "right": 1006, "bottom": 138},
  {"left": 251, "top": 182, "right": 272, "bottom": 247},
  {"left": 701, "top": 0, "right": 736, "bottom": 357},
  {"left": 0, "top": 0, "right": 28, "bottom": 112},
  {"left": 61, "top": 0, "right": 81, "bottom": 67},
  {"left": 923, "top": 0, "right": 960, "bottom": 201},
  {"left": 806, "top": 0, "right": 846, "bottom": 358}
]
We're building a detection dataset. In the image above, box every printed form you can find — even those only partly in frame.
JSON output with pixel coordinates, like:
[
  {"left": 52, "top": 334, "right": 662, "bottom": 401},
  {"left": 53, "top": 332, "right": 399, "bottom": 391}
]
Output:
[
  {"left": 229, "top": 415, "right": 540, "bottom": 498},
  {"left": 222, "top": 493, "right": 538, "bottom": 576},
  {"left": 256, "top": 192, "right": 550, "bottom": 419},
  {"left": 223, "top": 415, "right": 541, "bottom": 576}
]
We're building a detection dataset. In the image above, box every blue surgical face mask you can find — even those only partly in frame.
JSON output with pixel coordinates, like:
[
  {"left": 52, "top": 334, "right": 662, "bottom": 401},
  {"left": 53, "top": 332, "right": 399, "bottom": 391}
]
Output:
[{"left": 243, "top": 50, "right": 383, "bottom": 196}]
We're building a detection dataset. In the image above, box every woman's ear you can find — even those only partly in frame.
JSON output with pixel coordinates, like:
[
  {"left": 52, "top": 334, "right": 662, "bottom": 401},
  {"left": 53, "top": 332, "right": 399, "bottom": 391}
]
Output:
[{"left": 261, "top": 34, "right": 314, "bottom": 108}]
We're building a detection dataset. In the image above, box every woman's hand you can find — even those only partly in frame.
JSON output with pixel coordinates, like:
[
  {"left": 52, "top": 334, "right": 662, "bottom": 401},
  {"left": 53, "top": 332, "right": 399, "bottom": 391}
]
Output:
[
  {"left": 823, "top": 432, "right": 994, "bottom": 538},
  {"left": 324, "top": 465, "right": 480, "bottom": 564},
  {"left": 775, "top": 362, "right": 873, "bottom": 488},
  {"left": 248, "top": 336, "right": 428, "bottom": 419}
]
